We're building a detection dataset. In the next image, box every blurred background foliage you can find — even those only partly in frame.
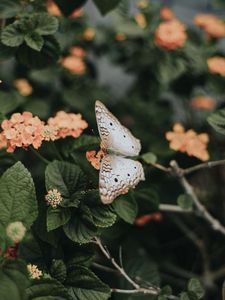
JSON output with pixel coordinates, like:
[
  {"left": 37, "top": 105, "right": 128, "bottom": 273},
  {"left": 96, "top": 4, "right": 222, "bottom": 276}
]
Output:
[{"left": 1, "top": 0, "right": 225, "bottom": 300}]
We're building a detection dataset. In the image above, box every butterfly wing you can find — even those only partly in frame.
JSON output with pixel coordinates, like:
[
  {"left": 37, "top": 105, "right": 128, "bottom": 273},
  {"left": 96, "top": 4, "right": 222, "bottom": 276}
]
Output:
[
  {"left": 99, "top": 154, "right": 145, "bottom": 204},
  {"left": 95, "top": 100, "right": 141, "bottom": 157}
]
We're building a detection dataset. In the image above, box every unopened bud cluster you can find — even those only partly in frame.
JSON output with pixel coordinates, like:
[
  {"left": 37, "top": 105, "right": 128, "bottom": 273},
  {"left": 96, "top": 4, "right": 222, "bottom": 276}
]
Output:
[{"left": 45, "top": 189, "right": 62, "bottom": 208}]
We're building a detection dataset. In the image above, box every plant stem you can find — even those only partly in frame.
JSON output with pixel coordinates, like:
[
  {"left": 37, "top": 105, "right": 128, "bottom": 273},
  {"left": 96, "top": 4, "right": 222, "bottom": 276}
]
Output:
[
  {"left": 50, "top": 141, "right": 63, "bottom": 161},
  {"left": 29, "top": 146, "right": 50, "bottom": 164}
]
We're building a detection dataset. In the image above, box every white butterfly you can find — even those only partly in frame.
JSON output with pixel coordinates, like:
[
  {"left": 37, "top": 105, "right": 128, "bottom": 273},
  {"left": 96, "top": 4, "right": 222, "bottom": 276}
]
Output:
[{"left": 95, "top": 100, "right": 145, "bottom": 204}]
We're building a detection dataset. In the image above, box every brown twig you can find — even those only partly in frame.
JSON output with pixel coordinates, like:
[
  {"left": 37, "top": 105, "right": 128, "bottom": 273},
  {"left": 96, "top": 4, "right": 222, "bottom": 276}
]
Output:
[{"left": 182, "top": 159, "right": 225, "bottom": 175}]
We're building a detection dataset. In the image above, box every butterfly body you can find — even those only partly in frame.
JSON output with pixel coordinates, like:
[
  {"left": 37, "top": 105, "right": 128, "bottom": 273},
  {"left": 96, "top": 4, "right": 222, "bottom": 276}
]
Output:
[{"left": 95, "top": 100, "right": 145, "bottom": 204}]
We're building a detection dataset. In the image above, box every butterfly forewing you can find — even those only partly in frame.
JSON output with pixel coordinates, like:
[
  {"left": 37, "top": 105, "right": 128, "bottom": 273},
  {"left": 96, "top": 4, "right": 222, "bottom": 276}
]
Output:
[
  {"left": 99, "top": 154, "right": 145, "bottom": 204},
  {"left": 95, "top": 100, "right": 141, "bottom": 157}
]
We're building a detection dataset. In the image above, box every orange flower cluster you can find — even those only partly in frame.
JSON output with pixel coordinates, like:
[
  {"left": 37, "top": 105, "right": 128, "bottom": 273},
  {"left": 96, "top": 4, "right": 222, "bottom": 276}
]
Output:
[
  {"left": 86, "top": 149, "right": 105, "bottom": 170},
  {"left": 61, "top": 46, "right": 86, "bottom": 75},
  {"left": 135, "top": 213, "right": 162, "bottom": 226},
  {"left": 1, "top": 112, "right": 45, "bottom": 153},
  {"left": 115, "top": 33, "right": 126, "bottom": 41},
  {"left": 194, "top": 14, "right": 225, "bottom": 39},
  {"left": 155, "top": 20, "right": 187, "bottom": 50},
  {"left": 48, "top": 111, "right": 88, "bottom": 139},
  {"left": 207, "top": 56, "right": 225, "bottom": 77},
  {"left": 166, "top": 123, "right": 209, "bottom": 161},
  {"left": 0, "top": 111, "right": 88, "bottom": 152},
  {"left": 191, "top": 96, "right": 216, "bottom": 111},
  {"left": 14, "top": 79, "right": 33, "bottom": 96},
  {"left": 160, "top": 7, "right": 176, "bottom": 21}
]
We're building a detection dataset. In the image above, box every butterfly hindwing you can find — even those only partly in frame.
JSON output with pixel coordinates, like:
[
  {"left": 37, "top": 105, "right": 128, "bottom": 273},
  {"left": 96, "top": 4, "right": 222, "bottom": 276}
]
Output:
[
  {"left": 99, "top": 154, "right": 145, "bottom": 204},
  {"left": 95, "top": 100, "right": 141, "bottom": 157}
]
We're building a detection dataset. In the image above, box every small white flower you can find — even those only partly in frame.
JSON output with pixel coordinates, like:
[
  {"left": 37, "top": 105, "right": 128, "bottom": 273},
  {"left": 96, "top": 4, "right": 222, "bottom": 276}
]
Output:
[
  {"left": 45, "top": 189, "right": 62, "bottom": 208},
  {"left": 27, "top": 264, "right": 43, "bottom": 279},
  {"left": 6, "top": 221, "right": 26, "bottom": 243}
]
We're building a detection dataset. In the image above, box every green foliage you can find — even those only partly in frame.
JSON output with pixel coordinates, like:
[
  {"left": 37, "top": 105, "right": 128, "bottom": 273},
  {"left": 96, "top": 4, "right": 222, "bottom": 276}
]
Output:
[
  {"left": 93, "top": 0, "right": 122, "bottom": 15},
  {"left": 142, "top": 152, "right": 157, "bottom": 164},
  {"left": 50, "top": 259, "right": 67, "bottom": 283},
  {"left": 0, "top": 259, "right": 29, "bottom": 300},
  {"left": 47, "top": 207, "right": 71, "bottom": 231},
  {"left": 112, "top": 193, "right": 138, "bottom": 224},
  {"left": 187, "top": 278, "right": 204, "bottom": 299},
  {"left": 0, "top": 162, "right": 37, "bottom": 228},
  {"left": 65, "top": 265, "right": 111, "bottom": 300},
  {"left": 208, "top": 108, "right": 225, "bottom": 135},
  {"left": 0, "top": 0, "right": 21, "bottom": 19}
]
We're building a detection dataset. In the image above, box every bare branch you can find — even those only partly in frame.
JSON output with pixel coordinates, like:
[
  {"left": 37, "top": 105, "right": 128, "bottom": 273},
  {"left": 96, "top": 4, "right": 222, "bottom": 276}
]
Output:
[
  {"left": 159, "top": 204, "right": 192, "bottom": 213},
  {"left": 183, "top": 159, "right": 225, "bottom": 175}
]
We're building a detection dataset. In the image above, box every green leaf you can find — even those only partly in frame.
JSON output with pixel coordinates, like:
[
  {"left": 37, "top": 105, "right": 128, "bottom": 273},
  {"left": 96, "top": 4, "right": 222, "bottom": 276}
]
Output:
[
  {"left": 0, "top": 260, "right": 29, "bottom": 300},
  {"left": 45, "top": 160, "right": 86, "bottom": 202},
  {"left": 63, "top": 135, "right": 100, "bottom": 156},
  {"left": 0, "top": 0, "right": 21, "bottom": 19},
  {"left": 50, "top": 260, "right": 67, "bottom": 283},
  {"left": 47, "top": 207, "right": 71, "bottom": 231},
  {"left": 93, "top": 0, "right": 121, "bottom": 15},
  {"left": 89, "top": 206, "right": 117, "bottom": 228},
  {"left": 24, "top": 32, "right": 44, "bottom": 51},
  {"left": 65, "top": 266, "right": 111, "bottom": 300},
  {"left": 0, "top": 91, "right": 24, "bottom": 114},
  {"left": 208, "top": 108, "right": 225, "bottom": 135},
  {"left": 17, "top": 35, "right": 60, "bottom": 69},
  {"left": 54, "top": 0, "right": 87, "bottom": 16},
  {"left": 1, "top": 22, "right": 24, "bottom": 47},
  {"left": 0, "top": 162, "right": 37, "bottom": 228},
  {"left": 188, "top": 278, "right": 205, "bottom": 299},
  {"left": 177, "top": 194, "right": 193, "bottom": 210},
  {"left": 34, "top": 13, "right": 59, "bottom": 35},
  {"left": 63, "top": 208, "right": 98, "bottom": 244},
  {"left": 112, "top": 193, "right": 138, "bottom": 224},
  {"left": 67, "top": 252, "right": 95, "bottom": 269},
  {"left": 26, "top": 278, "right": 72, "bottom": 300},
  {"left": 180, "top": 293, "right": 190, "bottom": 300},
  {"left": 142, "top": 152, "right": 157, "bottom": 164}
]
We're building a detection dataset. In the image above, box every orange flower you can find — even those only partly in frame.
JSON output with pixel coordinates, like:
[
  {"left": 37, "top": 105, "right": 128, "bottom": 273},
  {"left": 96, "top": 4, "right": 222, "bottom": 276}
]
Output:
[
  {"left": 47, "top": 111, "right": 88, "bottom": 139},
  {"left": 191, "top": 96, "right": 216, "bottom": 111},
  {"left": 61, "top": 56, "right": 86, "bottom": 75},
  {"left": 14, "top": 79, "right": 33, "bottom": 96},
  {"left": 160, "top": 7, "right": 176, "bottom": 21},
  {"left": 69, "top": 47, "right": 86, "bottom": 58},
  {"left": 166, "top": 123, "right": 209, "bottom": 161},
  {"left": 1, "top": 112, "right": 45, "bottom": 153},
  {"left": 194, "top": 14, "right": 225, "bottom": 39},
  {"left": 0, "top": 133, "right": 7, "bottom": 150},
  {"left": 115, "top": 32, "right": 126, "bottom": 41},
  {"left": 86, "top": 149, "right": 105, "bottom": 170},
  {"left": 155, "top": 20, "right": 187, "bottom": 50},
  {"left": 207, "top": 56, "right": 225, "bottom": 76},
  {"left": 135, "top": 213, "right": 163, "bottom": 226},
  {"left": 70, "top": 8, "right": 84, "bottom": 18},
  {"left": 134, "top": 13, "right": 147, "bottom": 28},
  {"left": 83, "top": 28, "right": 95, "bottom": 41},
  {"left": 47, "top": 0, "right": 62, "bottom": 17}
]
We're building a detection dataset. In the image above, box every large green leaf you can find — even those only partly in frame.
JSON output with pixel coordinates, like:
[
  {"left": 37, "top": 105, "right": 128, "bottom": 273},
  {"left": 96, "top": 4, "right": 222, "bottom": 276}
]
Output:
[
  {"left": 47, "top": 207, "right": 71, "bottom": 231},
  {"left": 65, "top": 266, "right": 111, "bottom": 300},
  {"left": 188, "top": 278, "right": 204, "bottom": 299},
  {"left": 112, "top": 193, "right": 138, "bottom": 224},
  {"left": 93, "top": 0, "right": 121, "bottom": 15},
  {"left": 26, "top": 278, "right": 72, "bottom": 300},
  {"left": 0, "top": 260, "right": 29, "bottom": 300},
  {"left": 50, "top": 260, "right": 67, "bottom": 283},
  {"left": 34, "top": 13, "right": 59, "bottom": 36},
  {"left": 1, "top": 22, "right": 24, "bottom": 47},
  {"left": 45, "top": 160, "right": 86, "bottom": 202},
  {"left": 24, "top": 32, "right": 44, "bottom": 51},
  {"left": 0, "top": 91, "right": 24, "bottom": 114},
  {"left": 0, "top": 162, "right": 37, "bottom": 228},
  {"left": 89, "top": 206, "right": 117, "bottom": 228},
  {"left": 63, "top": 135, "right": 100, "bottom": 156},
  {"left": 0, "top": 0, "right": 21, "bottom": 19}
]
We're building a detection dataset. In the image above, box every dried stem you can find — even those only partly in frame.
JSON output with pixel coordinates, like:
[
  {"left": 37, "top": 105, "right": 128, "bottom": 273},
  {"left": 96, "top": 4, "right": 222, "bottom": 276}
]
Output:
[
  {"left": 159, "top": 204, "right": 192, "bottom": 213},
  {"left": 183, "top": 159, "right": 225, "bottom": 175}
]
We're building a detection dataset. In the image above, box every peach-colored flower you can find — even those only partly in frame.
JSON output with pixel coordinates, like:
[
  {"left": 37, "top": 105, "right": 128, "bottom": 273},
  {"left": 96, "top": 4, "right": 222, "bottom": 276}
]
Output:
[
  {"left": 194, "top": 14, "right": 225, "bottom": 38},
  {"left": 155, "top": 20, "right": 187, "bottom": 50},
  {"left": 47, "top": 111, "right": 88, "bottom": 139},
  {"left": 134, "top": 13, "right": 147, "bottom": 28},
  {"left": 42, "top": 125, "right": 58, "bottom": 141},
  {"left": 115, "top": 33, "right": 126, "bottom": 41},
  {"left": 86, "top": 149, "right": 105, "bottom": 170},
  {"left": 83, "top": 28, "right": 95, "bottom": 41},
  {"left": 70, "top": 8, "right": 84, "bottom": 18},
  {"left": 166, "top": 123, "right": 209, "bottom": 161},
  {"left": 69, "top": 47, "right": 86, "bottom": 58},
  {"left": 160, "top": 7, "right": 176, "bottom": 21},
  {"left": 61, "top": 56, "right": 86, "bottom": 75},
  {"left": 1, "top": 112, "right": 45, "bottom": 153},
  {"left": 14, "top": 79, "right": 33, "bottom": 96},
  {"left": 0, "top": 133, "right": 7, "bottom": 150},
  {"left": 207, "top": 56, "right": 225, "bottom": 76},
  {"left": 27, "top": 264, "right": 43, "bottom": 279},
  {"left": 135, "top": 213, "right": 163, "bottom": 226},
  {"left": 47, "top": 0, "right": 62, "bottom": 16},
  {"left": 191, "top": 96, "right": 216, "bottom": 111}
]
